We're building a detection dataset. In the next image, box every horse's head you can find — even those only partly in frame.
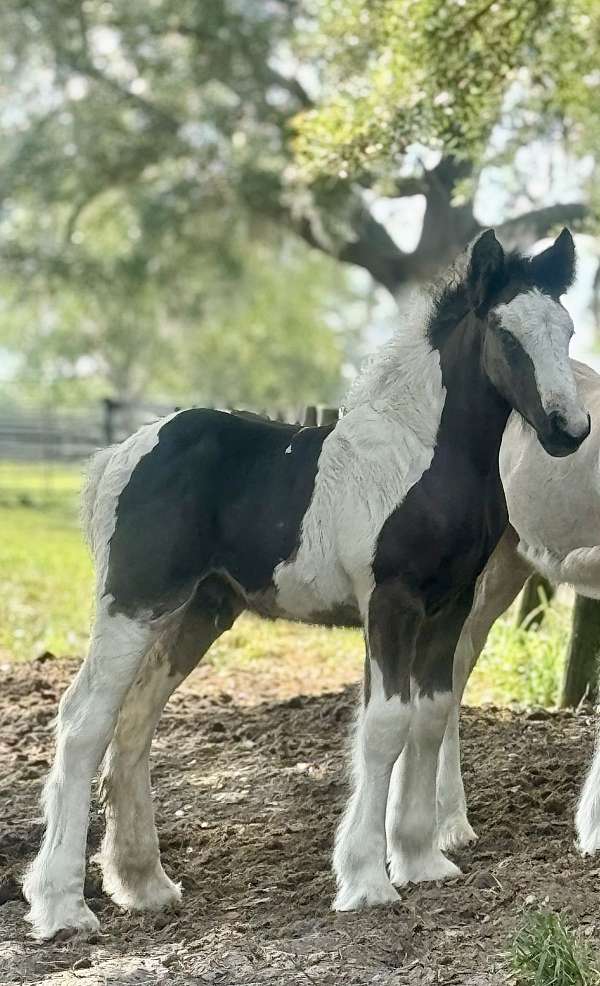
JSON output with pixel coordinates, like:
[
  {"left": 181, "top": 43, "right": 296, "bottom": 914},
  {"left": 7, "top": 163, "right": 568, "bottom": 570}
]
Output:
[{"left": 469, "top": 228, "right": 590, "bottom": 457}]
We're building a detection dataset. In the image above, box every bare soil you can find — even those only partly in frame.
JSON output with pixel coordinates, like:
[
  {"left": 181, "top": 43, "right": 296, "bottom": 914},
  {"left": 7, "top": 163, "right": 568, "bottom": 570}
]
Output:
[{"left": 1, "top": 657, "right": 599, "bottom": 985}]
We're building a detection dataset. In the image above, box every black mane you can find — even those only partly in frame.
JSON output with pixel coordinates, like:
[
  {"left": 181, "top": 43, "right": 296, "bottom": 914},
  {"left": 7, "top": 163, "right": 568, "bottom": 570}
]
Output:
[{"left": 427, "top": 246, "right": 574, "bottom": 350}]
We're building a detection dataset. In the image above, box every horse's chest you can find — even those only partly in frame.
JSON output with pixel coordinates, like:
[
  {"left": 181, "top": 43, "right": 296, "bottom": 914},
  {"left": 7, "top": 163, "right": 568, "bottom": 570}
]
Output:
[{"left": 374, "top": 450, "right": 506, "bottom": 602}]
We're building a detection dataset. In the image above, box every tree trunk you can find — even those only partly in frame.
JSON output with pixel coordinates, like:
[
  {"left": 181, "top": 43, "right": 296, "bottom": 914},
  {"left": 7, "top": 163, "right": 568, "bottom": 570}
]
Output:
[
  {"left": 561, "top": 595, "right": 600, "bottom": 708},
  {"left": 515, "top": 573, "right": 555, "bottom": 629}
]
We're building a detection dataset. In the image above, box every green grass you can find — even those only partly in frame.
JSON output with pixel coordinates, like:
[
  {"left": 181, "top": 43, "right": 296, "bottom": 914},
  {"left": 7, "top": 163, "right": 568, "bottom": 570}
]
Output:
[
  {"left": 466, "top": 602, "right": 572, "bottom": 708},
  {"left": 207, "top": 613, "right": 361, "bottom": 670},
  {"left": 0, "top": 462, "right": 576, "bottom": 707},
  {"left": 510, "top": 911, "right": 599, "bottom": 985},
  {"left": 0, "top": 501, "right": 94, "bottom": 662},
  {"left": 0, "top": 460, "right": 83, "bottom": 509}
]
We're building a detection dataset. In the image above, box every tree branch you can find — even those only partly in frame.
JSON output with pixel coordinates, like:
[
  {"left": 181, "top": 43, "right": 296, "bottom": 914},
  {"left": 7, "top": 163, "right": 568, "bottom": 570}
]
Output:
[
  {"left": 497, "top": 202, "right": 588, "bottom": 250},
  {"left": 263, "top": 65, "right": 313, "bottom": 109},
  {"left": 294, "top": 201, "right": 416, "bottom": 295},
  {"left": 391, "top": 176, "right": 427, "bottom": 197}
]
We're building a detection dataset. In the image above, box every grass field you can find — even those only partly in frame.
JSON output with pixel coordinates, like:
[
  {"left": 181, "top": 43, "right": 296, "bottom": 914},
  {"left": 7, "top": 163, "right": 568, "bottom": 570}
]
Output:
[{"left": 0, "top": 462, "right": 574, "bottom": 706}]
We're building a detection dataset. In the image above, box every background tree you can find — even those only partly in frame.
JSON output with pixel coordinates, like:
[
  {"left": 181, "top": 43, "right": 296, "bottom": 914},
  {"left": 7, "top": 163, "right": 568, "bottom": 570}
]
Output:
[{"left": 0, "top": 0, "right": 598, "bottom": 405}]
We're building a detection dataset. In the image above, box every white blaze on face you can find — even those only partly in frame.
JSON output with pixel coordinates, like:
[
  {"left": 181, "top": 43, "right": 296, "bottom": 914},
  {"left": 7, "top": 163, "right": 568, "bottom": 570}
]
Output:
[{"left": 495, "top": 288, "right": 584, "bottom": 428}]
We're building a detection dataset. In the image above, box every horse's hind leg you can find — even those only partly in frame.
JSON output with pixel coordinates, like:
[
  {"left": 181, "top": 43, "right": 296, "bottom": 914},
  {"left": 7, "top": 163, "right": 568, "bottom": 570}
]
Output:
[
  {"left": 23, "top": 597, "right": 157, "bottom": 940},
  {"left": 98, "top": 577, "right": 242, "bottom": 912}
]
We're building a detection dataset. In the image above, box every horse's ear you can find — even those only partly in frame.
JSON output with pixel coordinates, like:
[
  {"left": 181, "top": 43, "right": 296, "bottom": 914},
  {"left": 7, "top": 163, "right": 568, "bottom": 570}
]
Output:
[
  {"left": 530, "top": 228, "right": 576, "bottom": 296},
  {"left": 467, "top": 229, "right": 505, "bottom": 313}
]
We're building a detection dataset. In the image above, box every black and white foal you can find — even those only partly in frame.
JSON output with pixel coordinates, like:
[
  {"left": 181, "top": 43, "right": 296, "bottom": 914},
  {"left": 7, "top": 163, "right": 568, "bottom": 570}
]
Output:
[{"left": 24, "top": 229, "right": 589, "bottom": 938}]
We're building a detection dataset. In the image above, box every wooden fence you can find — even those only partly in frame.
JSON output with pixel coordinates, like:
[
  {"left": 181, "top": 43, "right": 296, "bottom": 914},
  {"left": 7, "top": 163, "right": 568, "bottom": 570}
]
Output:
[{"left": 0, "top": 400, "right": 341, "bottom": 466}]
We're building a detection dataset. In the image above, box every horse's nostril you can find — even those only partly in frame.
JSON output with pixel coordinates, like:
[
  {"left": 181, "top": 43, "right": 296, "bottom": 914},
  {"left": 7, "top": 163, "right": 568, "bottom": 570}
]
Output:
[
  {"left": 548, "top": 410, "right": 591, "bottom": 445},
  {"left": 548, "top": 411, "right": 568, "bottom": 435}
]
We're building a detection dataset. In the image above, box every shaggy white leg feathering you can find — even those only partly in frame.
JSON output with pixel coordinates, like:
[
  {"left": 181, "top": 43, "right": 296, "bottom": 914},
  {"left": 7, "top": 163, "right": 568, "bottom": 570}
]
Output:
[
  {"left": 387, "top": 691, "right": 462, "bottom": 886},
  {"left": 23, "top": 601, "right": 153, "bottom": 940},
  {"left": 332, "top": 663, "right": 408, "bottom": 911},
  {"left": 436, "top": 703, "right": 478, "bottom": 852},
  {"left": 576, "top": 730, "right": 600, "bottom": 855},
  {"left": 99, "top": 647, "right": 185, "bottom": 912}
]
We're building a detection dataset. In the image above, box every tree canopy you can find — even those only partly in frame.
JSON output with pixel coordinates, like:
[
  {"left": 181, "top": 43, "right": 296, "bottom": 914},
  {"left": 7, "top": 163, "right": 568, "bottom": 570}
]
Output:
[
  {"left": 0, "top": 0, "right": 360, "bottom": 404},
  {"left": 295, "top": 0, "right": 599, "bottom": 179}
]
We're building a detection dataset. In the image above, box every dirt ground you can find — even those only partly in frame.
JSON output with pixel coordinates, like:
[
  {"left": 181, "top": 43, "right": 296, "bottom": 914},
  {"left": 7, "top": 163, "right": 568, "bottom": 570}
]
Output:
[{"left": 1, "top": 658, "right": 600, "bottom": 986}]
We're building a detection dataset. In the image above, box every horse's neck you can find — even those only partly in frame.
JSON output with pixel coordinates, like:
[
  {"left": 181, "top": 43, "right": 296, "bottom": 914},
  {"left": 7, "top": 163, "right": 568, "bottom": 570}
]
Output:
[
  {"left": 436, "top": 319, "right": 510, "bottom": 474},
  {"left": 345, "top": 299, "right": 509, "bottom": 471}
]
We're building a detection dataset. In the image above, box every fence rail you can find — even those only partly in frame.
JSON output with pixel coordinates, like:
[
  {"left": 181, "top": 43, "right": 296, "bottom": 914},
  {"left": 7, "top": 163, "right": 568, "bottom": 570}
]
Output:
[{"left": 0, "top": 400, "right": 340, "bottom": 506}]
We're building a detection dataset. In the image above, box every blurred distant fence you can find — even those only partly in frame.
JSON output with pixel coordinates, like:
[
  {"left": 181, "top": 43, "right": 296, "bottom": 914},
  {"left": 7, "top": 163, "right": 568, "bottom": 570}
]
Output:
[{"left": 0, "top": 399, "right": 339, "bottom": 507}]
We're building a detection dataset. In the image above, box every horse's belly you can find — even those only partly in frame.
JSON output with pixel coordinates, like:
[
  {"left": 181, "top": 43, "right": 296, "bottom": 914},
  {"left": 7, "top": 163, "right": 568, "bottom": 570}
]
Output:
[{"left": 272, "top": 549, "right": 359, "bottom": 623}]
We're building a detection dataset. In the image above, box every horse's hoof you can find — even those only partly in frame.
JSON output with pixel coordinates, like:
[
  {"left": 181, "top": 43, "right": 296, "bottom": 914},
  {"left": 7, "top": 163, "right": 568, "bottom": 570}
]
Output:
[
  {"left": 437, "top": 814, "right": 478, "bottom": 852},
  {"left": 332, "top": 876, "right": 400, "bottom": 911},
  {"left": 389, "top": 849, "right": 462, "bottom": 887}
]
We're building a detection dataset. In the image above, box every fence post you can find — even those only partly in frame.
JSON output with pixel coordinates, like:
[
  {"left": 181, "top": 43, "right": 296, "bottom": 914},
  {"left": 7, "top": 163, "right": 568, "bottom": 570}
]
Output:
[
  {"left": 303, "top": 405, "right": 317, "bottom": 426},
  {"left": 515, "top": 573, "right": 555, "bottom": 629},
  {"left": 102, "top": 398, "right": 117, "bottom": 445},
  {"left": 561, "top": 595, "right": 600, "bottom": 708},
  {"left": 318, "top": 406, "right": 339, "bottom": 425}
]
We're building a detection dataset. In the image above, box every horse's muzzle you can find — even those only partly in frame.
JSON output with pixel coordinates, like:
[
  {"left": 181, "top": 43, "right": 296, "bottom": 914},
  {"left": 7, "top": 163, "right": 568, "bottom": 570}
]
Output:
[{"left": 542, "top": 410, "right": 591, "bottom": 457}]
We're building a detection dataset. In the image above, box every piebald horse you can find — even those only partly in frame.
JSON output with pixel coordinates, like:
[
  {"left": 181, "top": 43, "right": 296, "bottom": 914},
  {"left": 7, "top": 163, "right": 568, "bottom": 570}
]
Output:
[
  {"left": 24, "top": 229, "right": 589, "bottom": 939},
  {"left": 436, "top": 359, "right": 600, "bottom": 856}
]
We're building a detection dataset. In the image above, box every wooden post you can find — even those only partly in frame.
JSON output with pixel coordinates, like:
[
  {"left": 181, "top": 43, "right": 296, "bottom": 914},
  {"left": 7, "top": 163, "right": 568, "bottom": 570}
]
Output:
[
  {"left": 102, "top": 397, "right": 116, "bottom": 446},
  {"left": 515, "top": 573, "right": 555, "bottom": 629},
  {"left": 303, "top": 405, "right": 318, "bottom": 426},
  {"left": 318, "top": 406, "right": 339, "bottom": 425},
  {"left": 561, "top": 595, "right": 600, "bottom": 708}
]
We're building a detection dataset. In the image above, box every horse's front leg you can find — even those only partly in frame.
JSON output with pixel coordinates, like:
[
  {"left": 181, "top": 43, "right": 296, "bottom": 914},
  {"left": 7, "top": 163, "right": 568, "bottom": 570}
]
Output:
[
  {"left": 387, "top": 591, "right": 474, "bottom": 887},
  {"left": 332, "top": 582, "right": 422, "bottom": 911}
]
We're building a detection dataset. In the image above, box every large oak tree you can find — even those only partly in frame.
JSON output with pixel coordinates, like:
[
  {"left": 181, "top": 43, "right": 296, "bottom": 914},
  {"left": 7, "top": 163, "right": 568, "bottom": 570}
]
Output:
[{"left": 0, "top": 1, "right": 597, "bottom": 401}]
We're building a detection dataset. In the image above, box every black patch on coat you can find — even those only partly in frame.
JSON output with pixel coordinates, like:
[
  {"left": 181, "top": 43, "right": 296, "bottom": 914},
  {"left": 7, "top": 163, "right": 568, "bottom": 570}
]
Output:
[
  {"left": 427, "top": 247, "right": 569, "bottom": 353},
  {"left": 105, "top": 410, "right": 334, "bottom": 617},
  {"left": 367, "top": 583, "right": 424, "bottom": 702}
]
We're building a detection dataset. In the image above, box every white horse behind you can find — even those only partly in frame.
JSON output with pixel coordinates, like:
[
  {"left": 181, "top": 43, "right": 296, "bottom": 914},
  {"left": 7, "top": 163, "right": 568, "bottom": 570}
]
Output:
[{"left": 436, "top": 359, "right": 600, "bottom": 855}]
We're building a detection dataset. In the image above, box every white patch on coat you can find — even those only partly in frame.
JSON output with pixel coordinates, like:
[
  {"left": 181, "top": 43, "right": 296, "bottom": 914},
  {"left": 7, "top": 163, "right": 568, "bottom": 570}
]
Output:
[
  {"left": 274, "top": 292, "right": 446, "bottom": 619},
  {"left": 495, "top": 289, "right": 584, "bottom": 430},
  {"left": 436, "top": 528, "right": 530, "bottom": 851},
  {"left": 332, "top": 661, "right": 407, "bottom": 911},
  {"left": 435, "top": 702, "right": 478, "bottom": 852},
  {"left": 82, "top": 412, "right": 181, "bottom": 594}
]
